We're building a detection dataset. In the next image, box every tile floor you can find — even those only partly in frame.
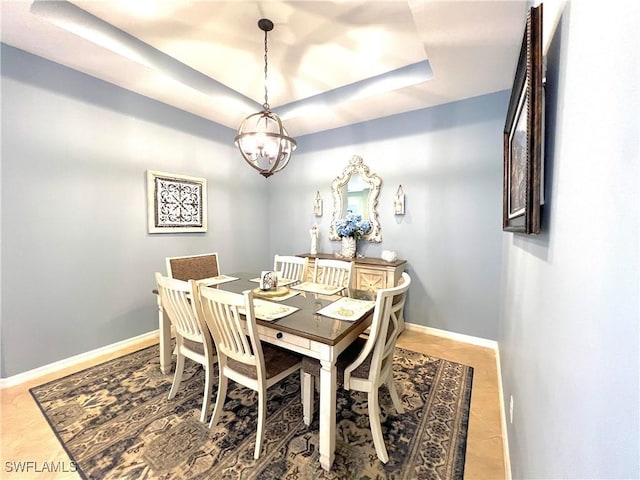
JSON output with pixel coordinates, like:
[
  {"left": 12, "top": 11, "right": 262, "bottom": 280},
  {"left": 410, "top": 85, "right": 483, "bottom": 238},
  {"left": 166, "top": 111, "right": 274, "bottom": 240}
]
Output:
[
  {"left": 397, "top": 329, "right": 506, "bottom": 479},
  {"left": 0, "top": 329, "right": 506, "bottom": 479}
]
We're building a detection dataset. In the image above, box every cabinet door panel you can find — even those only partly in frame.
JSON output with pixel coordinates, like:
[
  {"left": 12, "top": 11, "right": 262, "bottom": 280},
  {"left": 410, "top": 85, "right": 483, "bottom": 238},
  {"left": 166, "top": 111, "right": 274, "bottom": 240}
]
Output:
[
  {"left": 304, "top": 259, "right": 315, "bottom": 282},
  {"left": 355, "top": 268, "right": 387, "bottom": 293}
]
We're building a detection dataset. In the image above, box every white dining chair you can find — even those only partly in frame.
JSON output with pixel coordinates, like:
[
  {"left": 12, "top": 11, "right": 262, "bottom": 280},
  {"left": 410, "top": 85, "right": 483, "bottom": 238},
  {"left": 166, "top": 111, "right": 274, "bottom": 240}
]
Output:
[
  {"left": 154, "top": 273, "right": 217, "bottom": 423},
  {"left": 166, "top": 252, "right": 221, "bottom": 282},
  {"left": 193, "top": 283, "right": 302, "bottom": 459},
  {"left": 313, "top": 258, "right": 354, "bottom": 288},
  {"left": 273, "top": 254, "right": 309, "bottom": 282},
  {"left": 163, "top": 253, "right": 221, "bottom": 370},
  {"left": 301, "top": 272, "right": 412, "bottom": 463}
]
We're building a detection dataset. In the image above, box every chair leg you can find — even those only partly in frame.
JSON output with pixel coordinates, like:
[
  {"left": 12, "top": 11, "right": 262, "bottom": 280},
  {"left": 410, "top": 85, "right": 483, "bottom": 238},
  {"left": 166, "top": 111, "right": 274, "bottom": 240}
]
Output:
[
  {"left": 209, "top": 373, "right": 228, "bottom": 428},
  {"left": 299, "top": 370, "right": 305, "bottom": 404},
  {"left": 368, "top": 390, "right": 389, "bottom": 463},
  {"left": 168, "top": 352, "right": 185, "bottom": 400},
  {"left": 387, "top": 378, "right": 405, "bottom": 414},
  {"left": 254, "top": 389, "right": 267, "bottom": 459},
  {"left": 200, "top": 360, "right": 214, "bottom": 423},
  {"left": 302, "top": 371, "right": 314, "bottom": 426}
]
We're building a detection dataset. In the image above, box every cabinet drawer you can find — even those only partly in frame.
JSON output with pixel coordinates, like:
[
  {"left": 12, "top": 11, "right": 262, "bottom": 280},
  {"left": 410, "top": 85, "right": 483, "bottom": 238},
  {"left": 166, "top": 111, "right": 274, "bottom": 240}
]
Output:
[{"left": 258, "top": 326, "right": 311, "bottom": 351}]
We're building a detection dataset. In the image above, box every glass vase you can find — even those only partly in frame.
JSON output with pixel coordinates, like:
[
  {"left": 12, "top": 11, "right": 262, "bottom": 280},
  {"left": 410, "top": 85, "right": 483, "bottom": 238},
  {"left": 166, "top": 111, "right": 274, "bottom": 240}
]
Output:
[{"left": 340, "top": 236, "right": 356, "bottom": 258}]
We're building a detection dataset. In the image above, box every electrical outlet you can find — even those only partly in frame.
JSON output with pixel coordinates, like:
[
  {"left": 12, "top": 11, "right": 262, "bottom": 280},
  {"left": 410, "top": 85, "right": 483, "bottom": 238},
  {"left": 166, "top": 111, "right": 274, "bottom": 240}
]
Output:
[{"left": 509, "top": 395, "right": 514, "bottom": 424}]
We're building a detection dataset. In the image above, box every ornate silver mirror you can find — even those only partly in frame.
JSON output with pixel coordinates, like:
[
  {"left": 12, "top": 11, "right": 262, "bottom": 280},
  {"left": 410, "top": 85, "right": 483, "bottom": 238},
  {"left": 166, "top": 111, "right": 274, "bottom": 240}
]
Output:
[{"left": 329, "top": 155, "right": 382, "bottom": 242}]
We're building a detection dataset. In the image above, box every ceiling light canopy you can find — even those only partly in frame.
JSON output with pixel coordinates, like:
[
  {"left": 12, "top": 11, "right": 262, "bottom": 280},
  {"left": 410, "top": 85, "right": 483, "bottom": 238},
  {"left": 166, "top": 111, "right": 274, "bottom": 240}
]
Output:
[{"left": 235, "top": 18, "right": 296, "bottom": 179}]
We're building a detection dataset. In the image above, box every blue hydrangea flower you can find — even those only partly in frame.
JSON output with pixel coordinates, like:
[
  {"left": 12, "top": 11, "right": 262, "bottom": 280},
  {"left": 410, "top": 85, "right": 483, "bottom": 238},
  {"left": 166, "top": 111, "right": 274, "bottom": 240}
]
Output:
[{"left": 334, "top": 211, "right": 372, "bottom": 240}]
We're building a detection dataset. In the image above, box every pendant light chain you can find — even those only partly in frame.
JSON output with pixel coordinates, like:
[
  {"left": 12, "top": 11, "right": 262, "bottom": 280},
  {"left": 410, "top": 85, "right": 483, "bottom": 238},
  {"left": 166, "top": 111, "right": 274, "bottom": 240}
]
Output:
[{"left": 263, "top": 28, "right": 269, "bottom": 110}]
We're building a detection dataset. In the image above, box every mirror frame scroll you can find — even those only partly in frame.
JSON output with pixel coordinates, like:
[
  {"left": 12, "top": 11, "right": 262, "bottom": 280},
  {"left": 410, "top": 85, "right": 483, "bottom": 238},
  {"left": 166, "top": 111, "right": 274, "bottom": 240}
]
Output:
[{"left": 329, "top": 155, "right": 382, "bottom": 242}]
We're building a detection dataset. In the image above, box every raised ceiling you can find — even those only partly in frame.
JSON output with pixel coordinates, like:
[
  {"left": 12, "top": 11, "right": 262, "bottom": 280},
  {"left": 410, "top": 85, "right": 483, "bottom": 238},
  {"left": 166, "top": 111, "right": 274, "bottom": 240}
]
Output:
[{"left": 1, "top": 1, "right": 528, "bottom": 137}]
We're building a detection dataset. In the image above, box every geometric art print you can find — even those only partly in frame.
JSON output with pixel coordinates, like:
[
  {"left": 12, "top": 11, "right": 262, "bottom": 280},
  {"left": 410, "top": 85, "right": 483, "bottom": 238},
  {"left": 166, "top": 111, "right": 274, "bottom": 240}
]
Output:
[{"left": 146, "top": 170, "right": 207, "bottom": 233}]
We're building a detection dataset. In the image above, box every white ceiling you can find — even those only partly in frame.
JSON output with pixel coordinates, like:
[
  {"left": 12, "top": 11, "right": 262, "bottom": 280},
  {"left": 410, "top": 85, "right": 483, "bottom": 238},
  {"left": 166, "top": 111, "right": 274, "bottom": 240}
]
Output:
[{"left": 1, "top": 1, "right": 528, "bottom": 137}]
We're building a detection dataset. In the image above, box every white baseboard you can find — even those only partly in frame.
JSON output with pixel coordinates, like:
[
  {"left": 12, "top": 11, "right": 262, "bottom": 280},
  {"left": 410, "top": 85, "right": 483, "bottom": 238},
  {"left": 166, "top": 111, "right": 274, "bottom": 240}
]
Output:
[
  {"left": 495, "top": 346, "right": 512, "bottom": 480},
  {"left": 404, "top": 323, "right": 498, "bottom": 350},
  {"left": 0, "top": 330, "right": 159, "bottom": 389}
]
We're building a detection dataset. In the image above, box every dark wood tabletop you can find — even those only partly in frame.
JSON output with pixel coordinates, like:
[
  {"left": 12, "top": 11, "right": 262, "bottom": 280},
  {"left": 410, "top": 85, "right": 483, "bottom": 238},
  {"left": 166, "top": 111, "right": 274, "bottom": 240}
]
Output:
[{"left": 213, "top": 272, "right": 374, "bottom": 347}]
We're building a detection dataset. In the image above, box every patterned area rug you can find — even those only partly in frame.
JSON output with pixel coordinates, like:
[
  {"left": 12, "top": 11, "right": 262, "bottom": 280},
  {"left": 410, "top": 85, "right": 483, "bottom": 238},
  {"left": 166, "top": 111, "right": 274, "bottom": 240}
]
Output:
[{"left": 30, "top": 344, "right": 473, "bottom": 479}]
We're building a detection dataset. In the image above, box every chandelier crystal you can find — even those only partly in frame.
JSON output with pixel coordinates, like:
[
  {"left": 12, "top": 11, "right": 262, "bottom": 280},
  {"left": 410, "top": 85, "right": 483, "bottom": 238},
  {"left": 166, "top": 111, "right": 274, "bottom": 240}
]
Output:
[{"left": 235, "top": 18, "right": 296, "bottom": 178}]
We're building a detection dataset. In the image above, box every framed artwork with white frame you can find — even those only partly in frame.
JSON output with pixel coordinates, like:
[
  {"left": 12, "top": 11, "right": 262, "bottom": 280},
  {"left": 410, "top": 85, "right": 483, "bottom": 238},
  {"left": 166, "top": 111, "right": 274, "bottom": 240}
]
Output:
[{"left": 147, "top": 170, "right": 207, "bottom": 233}]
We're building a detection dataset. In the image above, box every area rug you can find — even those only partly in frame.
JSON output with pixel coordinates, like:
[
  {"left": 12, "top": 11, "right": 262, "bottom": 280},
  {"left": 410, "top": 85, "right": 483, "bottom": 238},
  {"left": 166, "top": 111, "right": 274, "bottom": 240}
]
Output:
[{"left": 30, "top": 344, "right": 473, "bottom": 480}]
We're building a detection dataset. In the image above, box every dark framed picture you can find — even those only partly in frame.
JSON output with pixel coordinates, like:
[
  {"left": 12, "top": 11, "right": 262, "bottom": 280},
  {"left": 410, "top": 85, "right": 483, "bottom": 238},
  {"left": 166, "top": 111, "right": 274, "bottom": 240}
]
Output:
[
  {"left": 147, "top": 170, "right": 207, "bottom": 233},
  {"left": 503, "top": 4, "right": 543, "bottom": 234}
]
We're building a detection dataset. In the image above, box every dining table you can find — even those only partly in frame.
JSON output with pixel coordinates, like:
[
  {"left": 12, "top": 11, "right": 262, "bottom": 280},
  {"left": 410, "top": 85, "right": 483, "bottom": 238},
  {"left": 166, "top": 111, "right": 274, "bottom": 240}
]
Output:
[{"left": 154, "top": 271, "right": 375, "bottom": 471}]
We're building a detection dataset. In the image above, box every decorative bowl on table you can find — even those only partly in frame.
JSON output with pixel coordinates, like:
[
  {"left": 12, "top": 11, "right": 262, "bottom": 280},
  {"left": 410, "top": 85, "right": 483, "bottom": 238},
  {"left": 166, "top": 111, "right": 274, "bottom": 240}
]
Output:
[{"left": 252, "top": 286, "right": 290, "bottom": 299}]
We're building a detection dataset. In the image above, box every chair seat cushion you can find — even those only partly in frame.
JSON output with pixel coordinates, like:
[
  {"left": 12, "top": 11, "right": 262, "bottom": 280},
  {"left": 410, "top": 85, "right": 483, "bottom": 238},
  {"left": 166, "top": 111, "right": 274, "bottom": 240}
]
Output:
[
  {"left": 228, "top": 343, "right": 301, "bottom": 380},
  {"left": 301, "top": 337, "right": 372, "bottom": 383},
  {"left": 183, "top": 338, "right": 205, "bottom": 355}
]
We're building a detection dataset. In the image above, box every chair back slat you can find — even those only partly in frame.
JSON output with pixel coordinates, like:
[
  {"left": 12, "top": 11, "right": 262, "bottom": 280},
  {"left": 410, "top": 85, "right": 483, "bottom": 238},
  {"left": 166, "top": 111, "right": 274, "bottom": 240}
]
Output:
[
  {"left": 195, "top": 286, "right": 263, "bottom": 372},
  {"left": 274, "top": 255, "right": 308, "bottom": 282},
  {"left": 155, "top": 273, "right": 205, "bottom": 343},
  {"left": 313, "top": 259, "right": 354, "bottom": 288},
  {"left": 166, "top": 253, "right": 220, "bottom": 281}
]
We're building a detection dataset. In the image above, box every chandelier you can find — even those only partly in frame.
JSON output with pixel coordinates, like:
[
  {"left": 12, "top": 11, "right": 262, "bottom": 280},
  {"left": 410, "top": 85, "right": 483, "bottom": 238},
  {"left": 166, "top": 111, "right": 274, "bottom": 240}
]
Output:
[{"left": 235, "top": 18, "right": 296, "bottom": 178}]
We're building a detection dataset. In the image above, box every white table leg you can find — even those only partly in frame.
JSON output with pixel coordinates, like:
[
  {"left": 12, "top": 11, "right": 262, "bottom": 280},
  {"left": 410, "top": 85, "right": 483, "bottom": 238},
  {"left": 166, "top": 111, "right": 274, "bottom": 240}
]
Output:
[
  {"left": 157, "top": 295, "right": 171, "bottom": 374},
  {"left": 319, "top": 358, "right": 337, "bottom": 471}
]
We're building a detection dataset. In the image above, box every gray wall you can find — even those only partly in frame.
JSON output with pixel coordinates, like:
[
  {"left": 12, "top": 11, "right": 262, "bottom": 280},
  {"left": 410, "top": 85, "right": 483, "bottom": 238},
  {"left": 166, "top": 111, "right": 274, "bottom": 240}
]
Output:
[
  {"left": 1, "top": 43, "right": 507, "bottom": 377},
  {"left": 499, "top": 2, "right": 639, "bottom": 478},
  {"left": 267, "top": 93, "right": 507, "bottom": 340},
  {"left": 0, "top": 46, "right": 269, "bottom": 377}
]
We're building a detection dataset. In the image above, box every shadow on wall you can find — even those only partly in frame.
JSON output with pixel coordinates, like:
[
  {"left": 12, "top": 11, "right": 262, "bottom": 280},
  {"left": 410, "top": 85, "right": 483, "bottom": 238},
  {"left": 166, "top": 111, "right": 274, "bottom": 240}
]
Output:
[{"left": 403, "top": 266, "right": 441, "bottom": 329}]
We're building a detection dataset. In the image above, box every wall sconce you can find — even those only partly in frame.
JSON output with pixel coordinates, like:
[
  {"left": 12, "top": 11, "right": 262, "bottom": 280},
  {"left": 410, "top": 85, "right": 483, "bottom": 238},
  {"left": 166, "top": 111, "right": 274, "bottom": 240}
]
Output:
[
  {"left": 394, "top": 185, "right": 405, "bottom": 215},
  {"left": 314, "top": 191, "right": 323, "bottom": 216}
]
